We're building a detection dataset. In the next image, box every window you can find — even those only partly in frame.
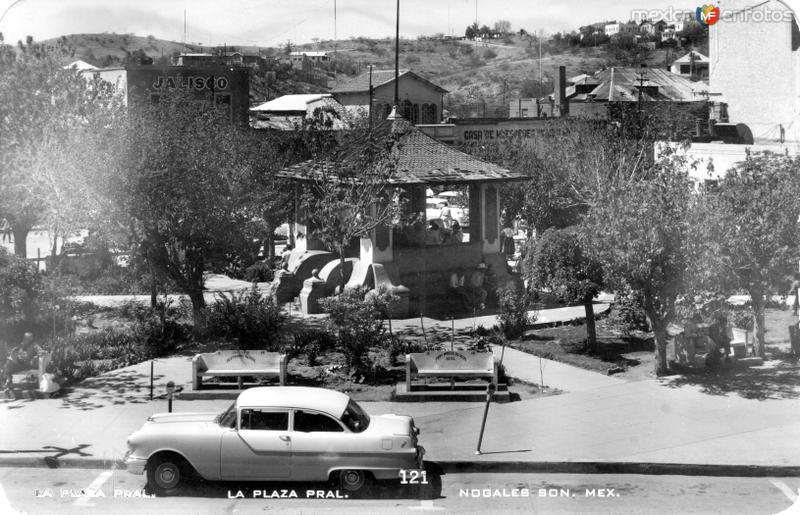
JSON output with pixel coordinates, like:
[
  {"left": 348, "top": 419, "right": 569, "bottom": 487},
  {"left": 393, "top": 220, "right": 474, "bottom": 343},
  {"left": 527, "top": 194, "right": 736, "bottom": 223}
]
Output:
[
  {"left": 421, "top": 103, "right": 438, "bottom": 124},
  {"left": 680, "top": 64, "right": 691, "bottom": 74},
  {"left": 294, "top": 410, "right": 344, "bottom": 432},
  {"left": 217, "top": 402, "right": 237, "bottom": 428},
  {"left": 240, "top": 409, "right": 289, "bottom": 431},
  {"left": 340, "top": 400, "right": 370, "bottom": 433}
]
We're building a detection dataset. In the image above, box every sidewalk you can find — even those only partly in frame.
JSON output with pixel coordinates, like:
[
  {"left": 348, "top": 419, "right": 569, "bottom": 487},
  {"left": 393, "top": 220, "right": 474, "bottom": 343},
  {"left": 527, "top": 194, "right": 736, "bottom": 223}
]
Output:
[{"left": 2, "top": 303, "right": 799, "bottom": 475}]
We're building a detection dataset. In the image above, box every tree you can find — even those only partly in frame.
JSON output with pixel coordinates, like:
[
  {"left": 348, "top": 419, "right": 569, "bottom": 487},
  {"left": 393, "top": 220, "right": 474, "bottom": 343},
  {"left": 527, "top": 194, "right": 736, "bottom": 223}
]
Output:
[
  {"left": 0, "top": 36, "right": 116, "bottom": 257},
  {"left": 297, "top": 117, "right": 400, "bottom": 293},
  {"left": 104, "top": 90, "right": 287, "bottom": 323},
  {"left": 465, "top": 22, "right": 479, "bottom": 40},
  {"left": 582, "top": 153, "right": 695, "bottom": 375},
  {"left": 526, "top": 227, "right": 604, "bottom": 352},
  {"left": 493, "top": 20, "right": 512, "bottom": 35},
  {"left": 699, "top": 152, "right": 800, "bottom": 358}
]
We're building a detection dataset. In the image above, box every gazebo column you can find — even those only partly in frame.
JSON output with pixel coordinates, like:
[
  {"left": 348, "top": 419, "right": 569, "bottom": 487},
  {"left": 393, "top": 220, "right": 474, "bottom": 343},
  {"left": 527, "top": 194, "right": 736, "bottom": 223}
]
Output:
[{"left": 482, "top": 184, "right": 501, "bottom": 254}]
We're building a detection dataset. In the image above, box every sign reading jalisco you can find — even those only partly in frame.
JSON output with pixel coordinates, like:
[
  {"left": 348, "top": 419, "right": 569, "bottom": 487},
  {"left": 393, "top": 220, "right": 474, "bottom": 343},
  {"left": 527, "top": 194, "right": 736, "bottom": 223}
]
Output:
[
  {"left": 151, "top": 75, "right": 230, "bottom": 91},
  {"left": 125, "top": 65, "right": 250, "bottom": 125}
]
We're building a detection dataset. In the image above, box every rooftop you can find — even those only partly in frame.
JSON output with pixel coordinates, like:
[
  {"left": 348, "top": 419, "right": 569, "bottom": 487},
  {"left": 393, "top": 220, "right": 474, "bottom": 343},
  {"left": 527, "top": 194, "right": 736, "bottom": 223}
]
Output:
[
  {"left": 280, "top": 113, "right": 526, "bottom": 185},
  {"left": 331, "top": 69, "right": 448, "bottom": 94},
  {"left": 559, "top": 67, "right": 708, "bottom": 102},
  {"left": 250, "top": 94, "right": 332, "bottom": 113}
]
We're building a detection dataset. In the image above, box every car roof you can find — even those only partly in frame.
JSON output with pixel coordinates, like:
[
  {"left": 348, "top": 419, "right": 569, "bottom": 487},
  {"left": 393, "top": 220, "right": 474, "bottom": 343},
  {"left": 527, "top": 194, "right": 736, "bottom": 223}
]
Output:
[{"left": 236, "top": 386, "right": 351, "bottom": 418}]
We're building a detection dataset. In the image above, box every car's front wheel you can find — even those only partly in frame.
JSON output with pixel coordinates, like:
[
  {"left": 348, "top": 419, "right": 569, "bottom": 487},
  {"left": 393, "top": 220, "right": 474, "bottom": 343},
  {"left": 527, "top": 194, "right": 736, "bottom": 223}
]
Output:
[
  {"left": 147, "top": 454, "right": 185, "bottom": 495},
  {"left": 336, "top": 469, "right": 372, "bottom": 496}
]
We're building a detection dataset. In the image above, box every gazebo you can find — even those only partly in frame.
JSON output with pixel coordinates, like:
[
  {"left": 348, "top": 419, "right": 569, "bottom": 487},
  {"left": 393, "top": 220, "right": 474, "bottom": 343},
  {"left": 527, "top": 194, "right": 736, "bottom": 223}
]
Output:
[{"left": 278, "top": 110, "right": 529, "bottom": 316}]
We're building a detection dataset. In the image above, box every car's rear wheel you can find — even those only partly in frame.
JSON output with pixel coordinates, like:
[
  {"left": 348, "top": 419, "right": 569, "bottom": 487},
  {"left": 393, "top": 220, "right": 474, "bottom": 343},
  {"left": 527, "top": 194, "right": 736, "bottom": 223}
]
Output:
[
  {"left": 147, "top": 454, "right": 185, "bottom": 495},
  {"left": 337, "top": 469, "right": 371, "bottom": 496}
]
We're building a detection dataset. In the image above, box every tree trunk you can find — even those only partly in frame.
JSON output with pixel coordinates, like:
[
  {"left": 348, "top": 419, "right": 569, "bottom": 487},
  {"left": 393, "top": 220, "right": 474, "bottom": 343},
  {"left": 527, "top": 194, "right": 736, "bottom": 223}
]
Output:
[
  {"left": 584, "top": 296, "right": 598, "bottom": 353},
  {"left": 751, "top": 294, "right": 766, "bottom": 358},
  {"left": 11, "top": 224, "right": 29, "bottom": 257},
  {"left": 187, "top": 288, "right": 206, "bottom": 331},
  {"left": 648, "top": 315, "right": 670, "bottom": 376},
  {"left": 149, "top": 263, "right": 158, "bottom": 309}
]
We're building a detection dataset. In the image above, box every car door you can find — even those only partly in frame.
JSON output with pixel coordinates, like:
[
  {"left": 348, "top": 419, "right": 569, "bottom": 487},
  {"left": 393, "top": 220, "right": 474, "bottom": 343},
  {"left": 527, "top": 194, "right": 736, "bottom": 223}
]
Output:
[
  {"left": 220, "top": 408, "right": 291, "bottom": 480},
  {"left": 290, "top": 409, "right": 358, "bottom": 481}
]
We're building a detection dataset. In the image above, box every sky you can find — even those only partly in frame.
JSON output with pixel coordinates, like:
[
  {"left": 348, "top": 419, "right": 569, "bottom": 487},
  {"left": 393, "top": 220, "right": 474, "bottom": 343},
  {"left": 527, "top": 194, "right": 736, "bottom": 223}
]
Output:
[{"left": 0, "top": 0, "right": 702, "bottom": 48}]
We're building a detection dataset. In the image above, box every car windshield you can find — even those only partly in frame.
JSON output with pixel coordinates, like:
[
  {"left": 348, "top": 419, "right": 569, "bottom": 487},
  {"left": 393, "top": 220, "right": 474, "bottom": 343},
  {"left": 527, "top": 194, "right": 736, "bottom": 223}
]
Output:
[
  {"left": 216, "top": 402, "right": 237, "bottom": 428},
  {"left": 340, "top": 399, "right": 370, "bottom": 433}
]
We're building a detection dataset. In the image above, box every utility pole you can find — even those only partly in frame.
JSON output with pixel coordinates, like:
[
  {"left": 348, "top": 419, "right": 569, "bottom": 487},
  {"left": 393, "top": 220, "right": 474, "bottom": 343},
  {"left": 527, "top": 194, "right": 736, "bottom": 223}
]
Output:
[
  {"left": 538, "top": 29, "right": 543, "bottom": 83},
  {"left": 334, "top": 0, "right": 337, "bottom": 81},
  {"left": 369, "top": 64, "right": 374, "bottom": 130},
  {"left": 636, "top": 65, "right": 647, "bottom": 107},
  {"left": 394, "top": 0, "right": 400, "bottom": 105}
]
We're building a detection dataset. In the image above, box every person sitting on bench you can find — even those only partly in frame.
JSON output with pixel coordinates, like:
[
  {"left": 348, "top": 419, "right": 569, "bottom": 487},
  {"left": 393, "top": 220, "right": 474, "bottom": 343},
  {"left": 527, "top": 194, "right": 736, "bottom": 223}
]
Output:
[{"left": 2, "top": 332, "right": 42, "bottom": 389}]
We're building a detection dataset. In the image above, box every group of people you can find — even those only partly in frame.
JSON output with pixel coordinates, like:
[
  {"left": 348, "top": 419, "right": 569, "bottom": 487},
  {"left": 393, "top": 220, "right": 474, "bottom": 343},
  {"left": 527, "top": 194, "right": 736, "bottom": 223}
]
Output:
[
  {"left": 425, "top": 220, "right": 464, "bottom": 245},
  {"left": 448, "top": 262, "right": 497, "bottom": 312}
]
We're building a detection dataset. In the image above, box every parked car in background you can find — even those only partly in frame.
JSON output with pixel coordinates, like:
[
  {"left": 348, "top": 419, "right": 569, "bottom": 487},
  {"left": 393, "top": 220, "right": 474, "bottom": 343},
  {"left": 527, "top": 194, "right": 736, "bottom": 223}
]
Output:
[
  {"left": 125, "top": 387, "right": 426, "bottom": 495},
  {"left": 425, "top": 197, "right": 469, "bottom": 228}
]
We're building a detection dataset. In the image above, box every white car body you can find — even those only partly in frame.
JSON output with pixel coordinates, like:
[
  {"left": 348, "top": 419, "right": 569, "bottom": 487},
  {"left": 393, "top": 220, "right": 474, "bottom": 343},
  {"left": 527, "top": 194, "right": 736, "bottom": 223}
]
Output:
[
  {"left": 425, "top": 197, "right": 468, "bottom": 227},
  {"left": 125, "top": 387, "right": 424, "bottom": 492}
]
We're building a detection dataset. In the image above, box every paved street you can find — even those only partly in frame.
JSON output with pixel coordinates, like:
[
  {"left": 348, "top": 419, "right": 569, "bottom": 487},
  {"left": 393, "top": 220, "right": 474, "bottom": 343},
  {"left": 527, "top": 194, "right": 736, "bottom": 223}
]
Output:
[{"left": 1, "top": 467, "right": 798, "bottom": 514}]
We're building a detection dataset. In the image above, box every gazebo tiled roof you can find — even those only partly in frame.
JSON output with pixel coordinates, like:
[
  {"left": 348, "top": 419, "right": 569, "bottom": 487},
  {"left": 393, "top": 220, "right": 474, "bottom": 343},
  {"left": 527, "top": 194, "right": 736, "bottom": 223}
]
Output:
[{"left": 280, "top": 114, "right": 528, "bottom": 186}]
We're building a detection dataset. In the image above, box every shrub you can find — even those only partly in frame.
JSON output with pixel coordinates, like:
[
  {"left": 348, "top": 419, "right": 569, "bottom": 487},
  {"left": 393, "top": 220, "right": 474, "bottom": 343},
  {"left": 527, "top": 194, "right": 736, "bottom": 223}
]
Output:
[
  {"left": 608, "top": 289, "right": 649, "bottom": 333},
  {"left": 483, "top": 48, "right": 497, "bottom": 59},
  {"left": 129, "top": 300, "right": 190, "bottom": 354},
  {"left": 0, "top": 248, "right": 44, "bottom": 338},
  {"left": 729, "top": 305, "right": 754, "bottom": 330},
  {"left": 319, "top": 287, "right": 394, "bottom": 373},
  {"left": 497, "top": 283, "right": 534, "bottom": 340},
  {"left": 388, "top": 338, "right": 441, "bottom": 364},
  {"left": 243, "top": 260, "right": 275, "bottom": 283},
  {"left": 287, "top": 327, "right": 337, "bottom": 365},
  {"left": 206, "top": 285, "right": 286, "bottom": 350},
  {"left": 48, "top": 328, "right": 161, "bottom": 384}
]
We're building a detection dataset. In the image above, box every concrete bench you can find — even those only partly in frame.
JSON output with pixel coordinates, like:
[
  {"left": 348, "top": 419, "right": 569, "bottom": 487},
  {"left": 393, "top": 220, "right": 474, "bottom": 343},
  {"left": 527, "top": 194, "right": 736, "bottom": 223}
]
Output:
[
  {"left": 192, "top": 350, "right": 287, "bottom": 390},
  {"left": 406, "top": 350, "right": 498, "bottom": 391}
]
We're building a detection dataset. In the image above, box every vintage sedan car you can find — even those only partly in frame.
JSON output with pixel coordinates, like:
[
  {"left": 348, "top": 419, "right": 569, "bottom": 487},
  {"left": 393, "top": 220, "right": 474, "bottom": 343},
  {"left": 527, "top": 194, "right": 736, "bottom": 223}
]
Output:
[{"left": 125, "top": 386, "right": 425, "bottom": 495}]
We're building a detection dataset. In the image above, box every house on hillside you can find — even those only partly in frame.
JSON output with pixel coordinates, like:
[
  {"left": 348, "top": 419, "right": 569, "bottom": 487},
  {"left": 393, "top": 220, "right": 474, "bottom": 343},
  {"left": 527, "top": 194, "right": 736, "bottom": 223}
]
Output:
[
  {"left": 639, "top": 19, "right": 668, "bottom": 35},
  {"left": 289, "top": 51, "right": 330, "bottom": 69},
  {"left": 670, "top": 50, "right": 709, "bottom": 81},
  {"left": 331, "top": 69, "right": 447, "bottom": 125},
  {"left": 250, "top": 94, "right": 345, "bottom": 130}
]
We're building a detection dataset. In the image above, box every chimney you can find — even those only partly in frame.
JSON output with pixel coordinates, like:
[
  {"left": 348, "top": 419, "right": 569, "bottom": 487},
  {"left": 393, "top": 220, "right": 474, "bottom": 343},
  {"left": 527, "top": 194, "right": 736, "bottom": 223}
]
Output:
[{"left": 554, "top": 66, "right": 569, "bottom": 117}]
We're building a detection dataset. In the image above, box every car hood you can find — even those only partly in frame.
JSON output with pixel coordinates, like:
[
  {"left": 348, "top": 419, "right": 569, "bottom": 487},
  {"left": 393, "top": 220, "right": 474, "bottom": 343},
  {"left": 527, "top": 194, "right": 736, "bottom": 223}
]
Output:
[{"left": 368, "top": 414, "right": 415, "bottom": 436}]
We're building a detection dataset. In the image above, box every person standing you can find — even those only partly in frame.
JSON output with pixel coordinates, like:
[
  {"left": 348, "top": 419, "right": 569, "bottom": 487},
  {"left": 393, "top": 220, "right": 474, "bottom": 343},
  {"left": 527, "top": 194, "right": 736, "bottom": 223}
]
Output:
[{"left": 438, "top": 201, "right": 453, "bottom": 229}]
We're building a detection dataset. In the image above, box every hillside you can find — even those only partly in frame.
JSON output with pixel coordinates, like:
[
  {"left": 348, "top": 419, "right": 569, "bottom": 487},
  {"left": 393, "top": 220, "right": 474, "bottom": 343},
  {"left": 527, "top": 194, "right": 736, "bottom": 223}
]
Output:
[
  {"left": 42, "top": 33, "right": 205, "bottom": 68},
  {"left": 42, "top": 33, "right": 700, "bottom": 114}
]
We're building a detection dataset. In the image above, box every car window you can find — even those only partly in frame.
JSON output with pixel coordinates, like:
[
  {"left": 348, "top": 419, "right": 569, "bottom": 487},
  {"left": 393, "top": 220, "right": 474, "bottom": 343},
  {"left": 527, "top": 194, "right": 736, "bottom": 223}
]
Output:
[
  {"left": 294, "top": 410, "right": 344, "bottom": 432},
  {"left": 217, "top": 402, "right": 237, "bottom": 428},
  {"left": 340, "top": 400, "right": 370, "bottom": 433},
  {"left": 240, "top": 409, "right": 289, "bottom": 431}
]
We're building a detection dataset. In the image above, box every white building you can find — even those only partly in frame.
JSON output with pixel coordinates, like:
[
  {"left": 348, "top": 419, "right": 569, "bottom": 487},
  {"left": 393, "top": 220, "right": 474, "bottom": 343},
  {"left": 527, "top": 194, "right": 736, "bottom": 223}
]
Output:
[
  {"left": 709, "top": 0, "right": 800, "bottom": 143},
  {"left": 670, "top": 50, "right": 710, "bottom": 80}
]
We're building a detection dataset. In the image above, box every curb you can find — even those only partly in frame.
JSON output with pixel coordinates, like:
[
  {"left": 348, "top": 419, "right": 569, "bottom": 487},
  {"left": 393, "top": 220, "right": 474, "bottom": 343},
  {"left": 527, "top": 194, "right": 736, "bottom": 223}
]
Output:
[
  {"left": 2, "top": 456, "right": 798, "bottom": 478},
  {"left": 435, "top": 461, "right": 800, "bottom": 478}
]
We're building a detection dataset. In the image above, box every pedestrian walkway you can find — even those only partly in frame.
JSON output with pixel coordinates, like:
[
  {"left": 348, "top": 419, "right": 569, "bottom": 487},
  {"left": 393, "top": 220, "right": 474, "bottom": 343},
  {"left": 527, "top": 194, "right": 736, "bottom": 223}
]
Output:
[{"left": 493, "top": 345, "right": 624, "bottom": 391}]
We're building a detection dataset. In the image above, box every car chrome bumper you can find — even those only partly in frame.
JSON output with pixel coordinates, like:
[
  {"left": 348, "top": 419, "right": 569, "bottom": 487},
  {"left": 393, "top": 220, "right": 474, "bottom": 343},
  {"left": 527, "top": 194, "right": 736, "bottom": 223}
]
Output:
[{"left": 124, "top": 452, "right": 147, "bottom": 475}]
